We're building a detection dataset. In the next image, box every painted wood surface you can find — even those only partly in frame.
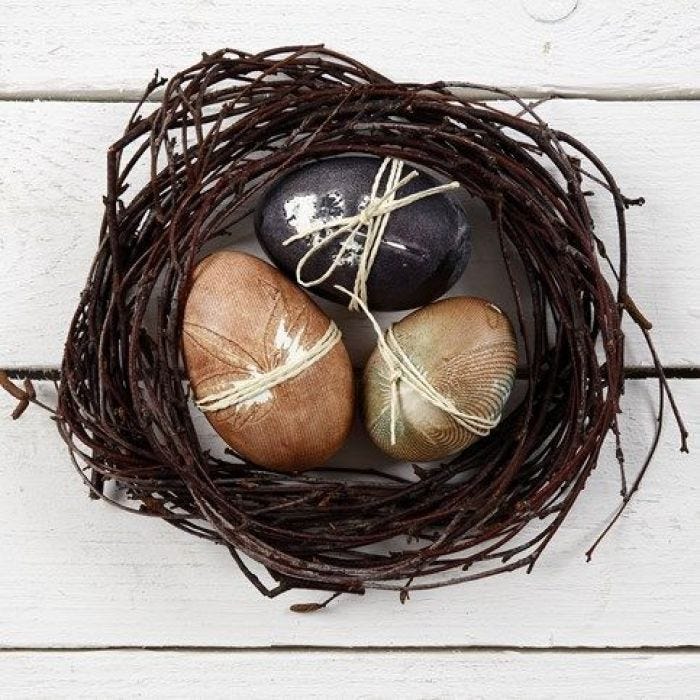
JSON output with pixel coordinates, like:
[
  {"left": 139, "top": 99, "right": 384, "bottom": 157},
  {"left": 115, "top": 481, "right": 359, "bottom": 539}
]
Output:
[
  {"left": 1, "top": 2, "right": 699, "bottom": 695},
  {"left": 1, "top": 1, "right": 699, "bottom": 97},
  {"left": 1, "top": 99, "right": 698, "bottom": 368},
  {"left": 3, "top": 650, "right": 700, "bottom": 699},
  {"left": 0, "top": 379, "right": 695, "bottom": 648}
]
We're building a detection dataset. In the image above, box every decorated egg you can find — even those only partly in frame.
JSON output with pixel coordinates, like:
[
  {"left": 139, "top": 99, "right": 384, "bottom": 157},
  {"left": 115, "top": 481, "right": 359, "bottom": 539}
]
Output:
[
  {"left": 363, "top": 296, "right": 517, "bottom": 462},
  {"left": 182, "top": 251, "right": 354, "bottom": 472},
  {"left": 255, "top": 155, "right": 471, "bottom": 311}
]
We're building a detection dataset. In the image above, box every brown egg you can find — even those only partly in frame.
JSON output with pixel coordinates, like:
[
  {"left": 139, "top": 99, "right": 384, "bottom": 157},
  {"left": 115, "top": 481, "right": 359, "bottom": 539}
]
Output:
[
  {"left": 182, "top": 251, "right": 354, "bottom": 472},
  {"left": 363, "top": 296, "right": 517, "bottom": 462}
]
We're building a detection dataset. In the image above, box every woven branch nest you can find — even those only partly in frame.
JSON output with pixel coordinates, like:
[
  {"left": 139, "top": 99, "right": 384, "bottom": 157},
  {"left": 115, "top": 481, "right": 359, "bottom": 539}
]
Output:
[{"left": 19, "top": 46, "right": 687, "bottom": 604}]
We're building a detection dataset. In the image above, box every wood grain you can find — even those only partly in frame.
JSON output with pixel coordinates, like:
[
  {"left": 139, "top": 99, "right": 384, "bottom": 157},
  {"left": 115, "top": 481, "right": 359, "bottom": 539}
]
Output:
[
  {"left": 1, "top": 1, "right": 699, "bottom": 688},
  {"left": 0, "top": 379, "right": 695, "bottom": 648},
  {"left": 1, "top": 1, "right": 699, "bottom": 96},
  {"left": 1, "top": 100, "right": 699, "bottom": 368},
  {"left": 2, "top": 649, "right": 700, "bottom": 699}
]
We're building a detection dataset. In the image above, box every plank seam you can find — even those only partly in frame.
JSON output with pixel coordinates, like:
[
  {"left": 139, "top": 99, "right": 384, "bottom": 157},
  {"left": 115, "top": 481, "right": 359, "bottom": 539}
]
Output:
[
  {"left": 3, "top": 367, "right": 700, "bottom": 381},
  {"left": 2, "top": 87, "right": 700, "bottom": 103},
  {"left": 1, "top": 645, "right": 699, "bottom": 653}
]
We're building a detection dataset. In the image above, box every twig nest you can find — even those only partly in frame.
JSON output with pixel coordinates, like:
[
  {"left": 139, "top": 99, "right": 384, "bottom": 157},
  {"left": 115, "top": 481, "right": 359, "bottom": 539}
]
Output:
[
  {"left": 363, "top": 297, "right": 517, "bottom": 461},
  {"left": 256, "top": 155, "right": 471, "bottom": 310},
  {"left": 45, "top": 48, "right": 685, "bottom": 599},
  {"left": 183, "top": 251, "right": 354, "bottom": 472}
]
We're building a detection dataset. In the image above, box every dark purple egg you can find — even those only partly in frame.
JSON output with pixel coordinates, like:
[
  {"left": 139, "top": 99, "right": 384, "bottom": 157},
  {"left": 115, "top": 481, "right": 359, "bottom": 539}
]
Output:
[{"left": 255, "top": 155, "right": 471, "bottom": 311}]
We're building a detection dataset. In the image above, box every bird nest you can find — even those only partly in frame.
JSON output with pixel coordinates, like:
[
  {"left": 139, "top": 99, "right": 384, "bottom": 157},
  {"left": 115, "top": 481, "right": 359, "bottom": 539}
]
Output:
[{"left": 2, "top": 46, "right": 687, "bottom": 608}]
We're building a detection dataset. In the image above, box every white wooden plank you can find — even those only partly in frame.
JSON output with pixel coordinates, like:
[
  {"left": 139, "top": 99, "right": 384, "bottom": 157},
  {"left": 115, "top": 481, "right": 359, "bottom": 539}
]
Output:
[
  {"left": 1, "top": 1, "right": 699, "bottom": 96},
  {"left": 0, "top": 379, "right": 696, "bottom": 648},
  {"left": 1, "top": 99, "right": 698, "bottom": 367},
  {"left": 2, "top": 649, "right": 700, "bottom": 699}
]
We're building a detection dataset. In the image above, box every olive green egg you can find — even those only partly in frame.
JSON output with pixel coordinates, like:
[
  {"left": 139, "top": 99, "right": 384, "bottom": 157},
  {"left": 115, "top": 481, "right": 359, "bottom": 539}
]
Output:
[{"left": 363, "top": 297, "right": 517, "bottom": 462}]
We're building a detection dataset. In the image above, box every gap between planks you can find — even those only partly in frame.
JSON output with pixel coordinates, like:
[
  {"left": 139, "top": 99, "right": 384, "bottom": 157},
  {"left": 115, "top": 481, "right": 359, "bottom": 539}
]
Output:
[
  {"left": 1, "top": 645, "right": 700, "bottom": 654},
  {"left": 2, "top": 86, "right": 700, "bottom": 104},
  {"left": 4, "top": 367, "right": 700, "bottom": 381}
]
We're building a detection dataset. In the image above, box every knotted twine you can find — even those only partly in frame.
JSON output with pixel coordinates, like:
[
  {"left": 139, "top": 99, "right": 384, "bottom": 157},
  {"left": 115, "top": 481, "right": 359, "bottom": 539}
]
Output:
[
  {"left": 283, "top": 157, "right": 460, "bottom": 311},
  {"left": 336, "top": 286, "right": 502, "bottom": 446},
  {"left": 195, "top": 321, "right": 342, "bottom": 413},
  {"left": 277, "top": 155, "right": 494, "bottom": 445}
]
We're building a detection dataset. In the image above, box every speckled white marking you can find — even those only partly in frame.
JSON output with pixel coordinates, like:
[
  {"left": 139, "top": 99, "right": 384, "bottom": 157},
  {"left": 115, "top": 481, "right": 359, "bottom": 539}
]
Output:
[
  {"left": 283, "top": 191, "right": 405, "bottom": 267},
  {"left": 237, "top": 365, "right": 273, "bottom": 409},
  {"left": 283, "top": 193, "right": 320, "bottom": 233},
  {"left": 236, "top": 318, "right": 309, "bottom": 409},
  {"left": 273, "top": 317, "right": 307, "bottom": 364}
]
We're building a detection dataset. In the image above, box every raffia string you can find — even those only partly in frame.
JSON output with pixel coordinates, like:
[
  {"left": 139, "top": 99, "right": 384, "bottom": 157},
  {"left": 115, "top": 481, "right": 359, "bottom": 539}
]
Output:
[
  {"left": 283, "top": 157, "right": 460, "bottom": 312},
  {"left": 195, "top": 321, "right": 342, "bottom": 413},
  {"left": 335, "top": 286, "right": 501, "bottom": 446}
]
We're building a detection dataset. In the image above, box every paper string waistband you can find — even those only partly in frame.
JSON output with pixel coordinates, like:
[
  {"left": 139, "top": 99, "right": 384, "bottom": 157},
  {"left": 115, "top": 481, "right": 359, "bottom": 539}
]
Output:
[
  {"left": 195, "top": 321, "right": 342, "bottom": 413},
  {"left": 283, "top": 157, "right": 460, "bottom": 312},
  {"left": 335, "top": 286, "right": 500, "bottom": 445}
]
